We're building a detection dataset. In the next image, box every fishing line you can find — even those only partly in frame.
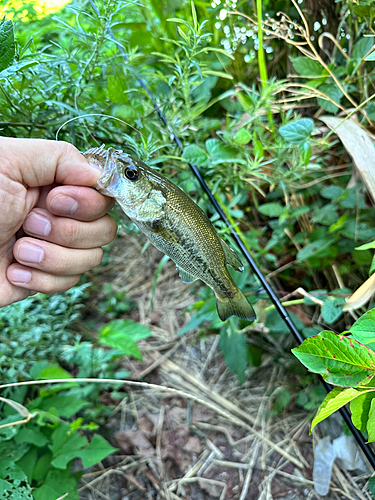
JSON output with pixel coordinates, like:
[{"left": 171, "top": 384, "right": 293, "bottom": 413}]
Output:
[{"left": 88, "top": 0, "right": 375, "bottom": 469}]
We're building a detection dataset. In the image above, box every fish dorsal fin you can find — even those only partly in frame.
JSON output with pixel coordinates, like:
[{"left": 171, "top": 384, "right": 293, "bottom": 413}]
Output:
[
  {"left": 221, "top": 239, "right": 244, "bottom": 272},
  {"left": 176, "top": 266, "right": 198, "bottom": 284}
]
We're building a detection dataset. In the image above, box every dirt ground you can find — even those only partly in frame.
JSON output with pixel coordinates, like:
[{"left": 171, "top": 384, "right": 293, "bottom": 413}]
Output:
[{"left": 79, "top": 229, "right": 375, "bottom": 500}]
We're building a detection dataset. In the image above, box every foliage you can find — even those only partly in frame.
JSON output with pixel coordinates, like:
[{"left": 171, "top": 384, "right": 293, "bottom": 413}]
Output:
[
  {"left": 1, "top": 2, "right": 375, "bottom": 495},
  {"left": 292, "top": 309, "right": 375, "bottom": 440},
  {"left": 0, "top": 396, "right": 117, "bottom": 500}
]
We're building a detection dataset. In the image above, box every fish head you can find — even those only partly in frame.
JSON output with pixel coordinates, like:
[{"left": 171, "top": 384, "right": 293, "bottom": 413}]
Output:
[{"left": 84, "top": 145, "right": 153, "bottom": 209}]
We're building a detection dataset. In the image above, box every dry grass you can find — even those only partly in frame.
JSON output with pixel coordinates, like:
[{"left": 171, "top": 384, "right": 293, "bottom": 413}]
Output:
[{"left": 81, "top": 226, "right": 374, "bottom": 500}]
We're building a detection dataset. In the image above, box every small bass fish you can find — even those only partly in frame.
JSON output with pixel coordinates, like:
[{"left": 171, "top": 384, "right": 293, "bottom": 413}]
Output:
[{"left": 84, "top": 145, "right": 256, "bottom": 323}]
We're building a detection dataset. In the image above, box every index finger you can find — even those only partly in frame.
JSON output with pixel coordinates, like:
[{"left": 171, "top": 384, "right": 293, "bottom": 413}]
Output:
[{"left": 0, "top": 137, "right": 100, "bottom": 188}]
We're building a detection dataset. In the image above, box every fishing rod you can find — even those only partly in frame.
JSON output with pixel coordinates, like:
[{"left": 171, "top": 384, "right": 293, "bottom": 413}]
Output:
[{"left": 88, "top": 0, "right": 375, "bottom": 470}]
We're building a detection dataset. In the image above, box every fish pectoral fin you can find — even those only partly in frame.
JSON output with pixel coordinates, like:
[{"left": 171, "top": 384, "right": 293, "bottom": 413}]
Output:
[
  {"left": 220, "top": 239, "right": 244, "bottom": 272},
  {"left": 136, "top": 191, "right": 166, "bottom": 222},
  {"left": 176, "top": 266, "right": 198, "bottom": 284}
]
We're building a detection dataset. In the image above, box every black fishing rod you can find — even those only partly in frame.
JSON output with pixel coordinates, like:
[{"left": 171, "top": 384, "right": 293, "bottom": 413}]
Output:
[{"left": 88, "top": 0, "right": 375, "bottom": 470}]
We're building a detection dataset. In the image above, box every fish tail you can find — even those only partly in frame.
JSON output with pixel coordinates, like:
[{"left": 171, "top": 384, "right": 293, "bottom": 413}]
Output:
[{"left": 215, "top": 290, "right": 256, "bottom": 322}]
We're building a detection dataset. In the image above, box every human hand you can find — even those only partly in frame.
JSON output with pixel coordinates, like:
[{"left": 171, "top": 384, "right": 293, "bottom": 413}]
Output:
[{"left": 0, "top": 137, "right": 117, "bottom": 308}]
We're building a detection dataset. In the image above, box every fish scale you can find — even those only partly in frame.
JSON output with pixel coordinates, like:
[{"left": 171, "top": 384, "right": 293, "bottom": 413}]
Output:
[{"left": 84, "top": 145, "right": 256, "bottom": 322}]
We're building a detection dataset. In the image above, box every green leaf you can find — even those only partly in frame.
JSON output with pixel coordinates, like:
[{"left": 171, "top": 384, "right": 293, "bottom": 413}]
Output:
[
  {"left": 182, "top": 144, "right": 209, "bottom": 167},
  {"left": 355, "top": 240, "right": 375, "bottom": 251},
  {"left": 311, "top": 386, "right": 373, "bottom": 432},
  {"left": 350, "top": 391, "right": 375, "bottom": 432},
  {"left": 279, "top": 118, "right": 314, "bottom": 144},
  {"left": 370, "top": 255, "right": 375, "bottom": 275},
  {"left": 299, "top": 141, "right": 311, "bottom": 165},
  {"left": 108, "top": 74, "right": 128, "bottom": 103},
  {"left": 219, "top": 327, "right": 248, "bottom": 384},
  {"left": 321, "top": 297, "right": 345, "bottom": 324},
  {"left": 350, "top": 308, "right": 375, "bottom": 344},
  {"left": 296, "top": 238, "right": 335, "bottom": 262},
  {"left": 290, "top": 56, "right": 323, "bottom": 76},
  {"left": 292, "top": 331, "right": 375, "bottom": 387},
  {"left": 303, "top": 289, "right": 327, "bottom": 306},
  {"left": 317, "top": 83, "right": 343, "bottom": 114},
  {"left": 33, "top": 468, "right": 79, "bottom": 500},
  {"left": 368, "top": 397, "right": 375, "bottom": 441},
  {"left": 258, "top": 202, "right": 284, "bottom": 217},
  {"left": 352, "top": 36, "right": 374, "bottom": 60},
  {"left": 0, "top": 460, "right": 33, "bottom": 499},
  {"left": 98, "top": 319, "right": 150, "bottom": 360},
  {"left": 205, "top": 139, "right": 238, "bottom": 163},
  {"left": 37, "top": 394, "right": 89, "bottom": 418},
  {"left": 15, "top": 425, "right": 49, "bottom": 447},
  {"left": 38, "top": 365, "right": 73, "bottom": 380},
  {"left": 79, "top": 434, "right": 118, "bottom": 468},
  {"left": 0, "top": 20, "right": 15, "bottom": 72},
  {"left": 320, "top": 185, "right": 344, "bottom": 199},
  {"left": 233, "top": 128, "right": 251, "bottom": 145}
]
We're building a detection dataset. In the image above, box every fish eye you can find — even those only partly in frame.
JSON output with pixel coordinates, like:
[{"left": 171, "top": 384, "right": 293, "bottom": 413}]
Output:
[{"left": 124, "top": 167, "right": 138, "bottom": 181}]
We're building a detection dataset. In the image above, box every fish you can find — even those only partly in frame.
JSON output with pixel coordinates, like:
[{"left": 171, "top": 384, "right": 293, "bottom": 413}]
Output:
[{"left": 83, "top": 145, "right": 256, "bottom": 323}]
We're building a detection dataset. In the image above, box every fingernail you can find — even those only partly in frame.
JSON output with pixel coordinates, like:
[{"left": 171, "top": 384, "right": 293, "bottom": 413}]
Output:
[
  {"left": 24, "top": 212, "right": 51, "bottom": 236},
  {"left": 50, "top": 195, "right": 79, "bottom": 215},
  {"left": 17, "top": 242, "right": 44, "bottom": 264},
  {"left": 8, "top": 268, "right": 31, "bottom": 284}
]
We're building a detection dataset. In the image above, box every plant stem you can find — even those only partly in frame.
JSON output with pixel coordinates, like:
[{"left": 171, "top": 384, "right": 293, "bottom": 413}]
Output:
[
  {"left": 256, "top": 0, "right": 274, "bottom": 132},
  {"left": 256, "top": 0, "right": 267, "bottom": 89}
]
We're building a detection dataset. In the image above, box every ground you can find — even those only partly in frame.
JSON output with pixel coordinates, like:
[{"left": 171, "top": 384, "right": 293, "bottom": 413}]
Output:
[{"left": 78, "top": 225, "right": 374, "bottom": 500}]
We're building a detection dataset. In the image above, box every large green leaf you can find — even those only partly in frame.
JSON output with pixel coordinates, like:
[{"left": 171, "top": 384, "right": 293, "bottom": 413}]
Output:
[
  {"left": 33, "top": 468, "right": 79, "bottom": 500},
  {"left": 98, "top": 319, "right": 151, "bottom": 360},
  {"left": 296, "top": 238, "right": 335, "bottom": 262},
  {"left": 79, "top": 434, "right": 118, "bottom": 467},
  {"left": 321, "top": 297, "right": 345, "bottom": 324},
  {"left": 258, "top": 202, "right": 284, "bottom": 217},
  {"left": 290, "top": 56, "right": 323, "bottom": 76},
  {"left": 279, "top": 118, "right": 314, "bottom": 144},
  {"left": 0, "top": 460, "right": 33, "bottom": 499},
  {"left": 292, "top": 331, "right": 375, "bottom": 386},
  {"left": 317, "top": 83, "right": 343, "bottom": 114},
  {"left": 350, "top": 308, "right": 375, "bottom": 344},
  {"left": 311, "top": 386, "right": 374, "bottom": 432},
  {"left": 219, "top": 327, "right": 248, "bottom": 384},
  {"left": 182, "top": 145, "right": 209, "bottom": 167},
  {"left": 0, "top": 20, "right": 15, "bottom": 72},
  {"left": 350, "top": 390, "right": 375, "bottom": 432}
]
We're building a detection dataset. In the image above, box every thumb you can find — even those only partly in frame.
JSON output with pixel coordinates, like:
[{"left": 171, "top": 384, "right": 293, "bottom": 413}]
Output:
[{"left": 0, "top": 138, "right": 100, "bottom": 188}]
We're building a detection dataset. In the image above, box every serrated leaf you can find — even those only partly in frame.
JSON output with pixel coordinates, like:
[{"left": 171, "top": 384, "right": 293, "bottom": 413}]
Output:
[
  {"left": 80, "top": 434, "right": 118, "bottom": 467},
  {"left": 0, "top": 20, "right": 15, "bottom": 72},
  {"left": 321, "top": 297, "right": 345, "bottom": 324},
  {"left": 350, "top": 308, "right": 375, "bottom": 344},
  {"left": 182, "top": 144, "right": 209, "bottom": 167},
  {"left": 279, "top": 118, "right": 314, "bottom": 144},
  {"left": 368, "top": 397, "right": 375, "bottom": 441},
  {"left": 311, "top": 386, "right": 373, "bottom": 433},
  {"left": 350, "top": 390, "right": 375, "bottom": 432},
  {"left": 219, "top": 327, "right": 248, "bottom": 384},
  {"left": 258, "top": 202, "right": 284, "bottom": 217},
  {"left": 292, "top": 331, "right": 375, "bottom": 387}
]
